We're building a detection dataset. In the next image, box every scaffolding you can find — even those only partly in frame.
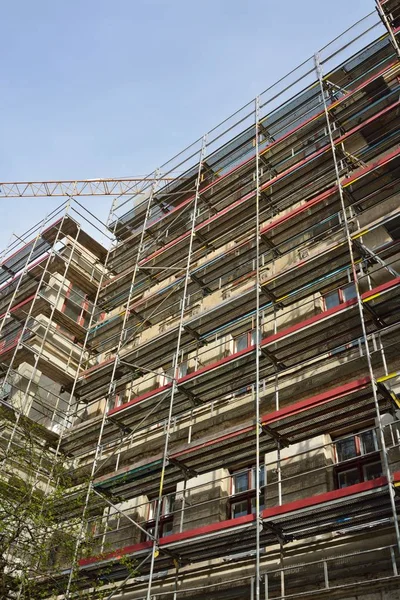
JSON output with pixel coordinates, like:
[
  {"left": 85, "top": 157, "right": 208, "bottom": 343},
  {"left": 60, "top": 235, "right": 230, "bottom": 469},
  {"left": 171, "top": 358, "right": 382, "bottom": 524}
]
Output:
[{"left": 1, "top": 1, "right": 400, "bottom": 598}]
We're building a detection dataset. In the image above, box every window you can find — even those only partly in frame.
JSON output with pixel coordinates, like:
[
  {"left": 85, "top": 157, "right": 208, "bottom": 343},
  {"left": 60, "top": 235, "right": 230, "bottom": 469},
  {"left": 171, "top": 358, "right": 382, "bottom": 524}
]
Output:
[
  {"left": 235, "top": 330, "right": 257, "bottom": 353},
  {"left": 160, "top": 361, "right": 188, "bottom": 386},
  {"left": 334, "top": 429, "right": 382, "bottom": 489},
  {"left": 144, "top": 493, "right": 175, "bottom": 540},
  {"left": 105, "top": 392, "right": 121, "bottom": 413},
  {"left": 324, "top": 282, "right": 357, "bottom": 310},
  {"left": 230, "top": 466, "right": 265, "bottom": 519},
  {"left": 62, "top": 282, "right": 94, "bottom": 328},
  {"left": 0, "top": 378, "right": 12, "bottom": 401}
]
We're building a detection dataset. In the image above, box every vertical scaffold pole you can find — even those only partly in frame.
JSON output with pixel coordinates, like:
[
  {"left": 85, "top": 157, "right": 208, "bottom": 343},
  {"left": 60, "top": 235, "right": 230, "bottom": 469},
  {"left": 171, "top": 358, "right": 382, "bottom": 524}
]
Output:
[
  {"left": 375, "top": 0, "right": 400, "bottom": 58},
  {"left": 0, "top": 203, "right": 74, "bottom": 462},
  {"left": 0, "top": 209, "right": 53, "bottom": 341},
  {"left": 255, "top": 95, "right": 262, "bottom": 600},
  {"left": 314, "top": 51, "right": 400, "bottom": 554},
  {"left": 65, "top": 175, "right": 161, "bottom": 598},
  {"left": 146, "top": 135, "right": 207, "bottom": 600}
]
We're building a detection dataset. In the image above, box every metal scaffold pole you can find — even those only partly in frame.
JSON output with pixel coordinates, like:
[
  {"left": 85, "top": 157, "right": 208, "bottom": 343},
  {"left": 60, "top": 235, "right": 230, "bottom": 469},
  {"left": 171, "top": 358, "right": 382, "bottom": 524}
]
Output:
[
  {"left": 0, "top": 209, "right": 53, "bottom": 341},
  {"left": 16, "top": 207, "right": 115, "bottom": 600},
  {"left": 0, "top": 202, "right": 74, "bottom": 463},
  {"left": 375, "top": 0, "right": 400, "bottom": 58},
  {"left": 64, "top": 175, "right": 161, "bottom": 598},
  {"left": 3, "top": 10, "right": 400, "bottom": 597},
  {"left": 314, "top": 50, "right": 400, "bottom": 554},
  {"left": 146, "top": 135, "right": 207, "bottom": 600},
  {"left": 254, "top": 95, "right": 262, "bottom": 600}
]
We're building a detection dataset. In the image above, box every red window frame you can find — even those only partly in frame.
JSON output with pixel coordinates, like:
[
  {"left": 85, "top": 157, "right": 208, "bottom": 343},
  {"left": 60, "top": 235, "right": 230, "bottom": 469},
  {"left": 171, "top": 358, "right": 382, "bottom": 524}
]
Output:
[
  {"left": 333, "top": 429, "right": 382, "bottom": 489},
  {"left": 61, "top": 282, "right": 90, "bottom": 327},
  {"left": 58, "top": 282, "right": 105, "bottom": 341},
  {"left": 229, "top": 466, "right": 265, "bottom": 519},
  {"left": 234, "top": 330, "right": 257, "bottom": 353},
  {"left": 323, "top": 282, "right": 357, "bottom": 310},
  {"left": 143, "top": 494, "right": 175, "bottom": 540}
]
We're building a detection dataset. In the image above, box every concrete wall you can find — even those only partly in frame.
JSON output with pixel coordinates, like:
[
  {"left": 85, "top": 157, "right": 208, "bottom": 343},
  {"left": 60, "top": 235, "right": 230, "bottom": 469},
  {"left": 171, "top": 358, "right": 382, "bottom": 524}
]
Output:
[
  {"left": 264, "top": 435, "right": 334, "bottom": 507},
  {"left": 93, "top": 496, "right": 149, "bottom": 554},
  {"left": 174, "top": 469, "right": 230, "bottom": 533}
]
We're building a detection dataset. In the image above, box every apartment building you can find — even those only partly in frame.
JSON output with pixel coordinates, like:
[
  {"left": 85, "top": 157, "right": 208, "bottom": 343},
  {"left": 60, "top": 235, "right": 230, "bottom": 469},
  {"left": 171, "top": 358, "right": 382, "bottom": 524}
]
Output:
[{"left": 1, "top": 1, "right": 400, "bottom": 598}]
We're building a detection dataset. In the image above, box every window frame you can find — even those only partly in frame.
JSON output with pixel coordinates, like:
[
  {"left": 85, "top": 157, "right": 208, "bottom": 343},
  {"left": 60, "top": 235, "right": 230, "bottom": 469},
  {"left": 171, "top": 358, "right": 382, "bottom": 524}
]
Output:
[
  {"left": 323, "top": 282, "right": 357, "bottom": 311},
  {"left": 143, "top": 493, "right": 176, "bottom": 540},
  {"left": 61, "top": 282, "right": 92, "bottom": 329},
  {"left": 234, "top": 329, "right": 257, "bottom": 353},
  {"left": 229, "top": 466, "right": 265, "bottom": 519},
  {"left": 333, "top": 429, "right": 382, "bottom": 489}
]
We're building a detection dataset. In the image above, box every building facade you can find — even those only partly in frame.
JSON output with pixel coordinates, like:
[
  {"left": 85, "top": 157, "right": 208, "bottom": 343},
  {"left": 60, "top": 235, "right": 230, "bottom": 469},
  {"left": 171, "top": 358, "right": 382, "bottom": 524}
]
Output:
[{"left": 1, "top": 1, "right": 400, "bottom": 598}]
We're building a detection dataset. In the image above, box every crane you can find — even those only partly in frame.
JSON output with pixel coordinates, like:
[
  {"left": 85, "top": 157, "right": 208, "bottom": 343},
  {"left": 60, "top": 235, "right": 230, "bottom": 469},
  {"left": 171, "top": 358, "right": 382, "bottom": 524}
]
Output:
[{"left": 0, "top": 177, "right": 186, "bottom": 198}]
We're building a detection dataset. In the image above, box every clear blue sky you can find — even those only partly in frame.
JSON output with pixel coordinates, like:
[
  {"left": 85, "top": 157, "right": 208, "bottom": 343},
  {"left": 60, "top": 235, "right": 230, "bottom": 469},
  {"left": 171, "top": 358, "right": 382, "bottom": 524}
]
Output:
[{"left": 0, "top": 0, "right": 371, "bottom": 249}]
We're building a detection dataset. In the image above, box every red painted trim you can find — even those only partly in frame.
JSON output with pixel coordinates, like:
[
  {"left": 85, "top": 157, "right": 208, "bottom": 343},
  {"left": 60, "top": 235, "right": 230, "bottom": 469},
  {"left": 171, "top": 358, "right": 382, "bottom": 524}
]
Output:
[
  {"left": 156, "top": 143, "right": 399, "bottom": 309},
  {"left": 80, "top": 472, "right": 400, "bottom": 567},
  {"left": 98, "top": 377, "right": 370, "bottom": 487},
  {"left": 361, "top": 276, "right": 400, "bottom": 299},
  {"left": 172, "top": 379, "right": 370, "bottom": 457},
  {"left": 159, "top": 512, "right": 255, "bottom": 545},
  {"left": 104, "top": 107, "right": 400, "bottom": 314},
  {"left": 139, "top": 99, "right": 400, "bottom": 267},
  {"left": 0, "top": 217, "right": 63, "bottom": 268},
  {"left": 0, "top": 254, "right": 49, "bottom": 293},
  {"left": 79, "top": 540, "right": 152, "bottom": 567},
  {"left": 0, "top": 294, "right": 35, "bottom": 320},
  {"left": 80, "top": 356, "right": 115, "bottom": 378},
  {"left": 345, "top": 145, "right": 400, "bottom": 187},
  {"left": 263, "top": 377, "right": 370, "bottom": 425},
  {"left": 262, "top": 296, "right": 356, "bottom": 346},
  {"left": 260, "top": 187, "right": 337, "bottom": 235},
  {"left": 128, "top": 144, "right": 400, "bottom": 314},
  {"left": 336, "top": 99, "right": 399, "bottom": 146},
  {"left": 260, "top": 475, "right": 389, "bottom": 518},
  {"left": 260, "top": 144, "right": 400, "bottom": 238},
  {"left": 172, "top": 424, "right": 255, "bottom": 459},
  {"left": 108, "top": 383, "right": 172, "bottom": 417},
  {"left": 259, "top": 59, "right": 397, "bottom": 159},
  {"left": 120, "top": 59, "right": 396, "bottom": 251},
  {"left": 0, "top": 339, "right": 18, "bottom": 357},
  {"left": 108, "top": 277, "right": 400, "bottom": 418}
]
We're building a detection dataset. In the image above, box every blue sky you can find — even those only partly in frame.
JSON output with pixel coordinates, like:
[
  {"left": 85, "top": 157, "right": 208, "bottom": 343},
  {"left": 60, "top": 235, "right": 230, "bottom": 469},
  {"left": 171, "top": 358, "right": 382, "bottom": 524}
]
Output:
[{"left": 0, "top": 0, "right": 371, "bottom": 248}]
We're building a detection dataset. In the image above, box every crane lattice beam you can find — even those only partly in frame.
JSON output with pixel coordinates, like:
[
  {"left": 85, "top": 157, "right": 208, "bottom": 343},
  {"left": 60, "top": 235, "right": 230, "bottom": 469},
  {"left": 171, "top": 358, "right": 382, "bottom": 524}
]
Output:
[{"left": 0, "top": 177, "right": 183, "bottom": 198}]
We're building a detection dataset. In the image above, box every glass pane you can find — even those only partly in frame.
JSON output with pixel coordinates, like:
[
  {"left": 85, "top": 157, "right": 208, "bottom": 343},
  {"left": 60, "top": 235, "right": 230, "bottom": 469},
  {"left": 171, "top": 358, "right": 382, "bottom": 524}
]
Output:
[
  {"left": 236, "top": 334, "right": 248, "bottom": 352},
  {"left": 342, "top": 283, "right": 357, "bottom": 302},
  {"left": 363, "top": 461, "right": 382, "bottom": 481},
  {"left": 164, "top": 494, "right": 175, "bottom": 515},
  {"left": 260, "top": 467, "right": 265, "bottom": 488},
  {"left": 233, "top": 472, "right": 249, "bottom": 493},
  {"left": 250, "top": 330, "right": 259, "bottom": 345},
  {"left": 64, "top": 301, "right": 81, "bottom": 323},
  {"left": 178, "top": 362, "right": 188, "bottom": 378},
  {"left": 337, "top": 468, "right": 360, "bottom": 489},
  {"left": 232, "top": 500, "right": 248, "bottom": 519},
  {"left": 68, "top": 284, "right": 85, "bottom": 305},
  {"left": 162, "top": 520, "right": 174, "bottom": 537},
  {"left": 82, "top": 311, "right": 91, "bottom": 328},
  {"left": 360, "top": 430, "right": 378, "bottom": 455},
  {"left": 325, "top": 291, "right": 340, "bottom": 309},
  {"left": 251, "top": 467, "right": 265, "bottom": 489},
  {"left": 251, "top": 495, "right": 265, "bottom": 514},
  {"left": 148, "top": 501, "right": 156, "bottom": 520},
  {"left": 336, "top": 437, "right": 358, "bottom": 462}
]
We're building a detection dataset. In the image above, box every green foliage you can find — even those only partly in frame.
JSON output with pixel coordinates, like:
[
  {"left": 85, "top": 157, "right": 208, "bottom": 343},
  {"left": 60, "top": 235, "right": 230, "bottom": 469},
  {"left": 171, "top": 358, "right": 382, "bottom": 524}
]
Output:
[{"left": 0, "top": 413, "right": 141, "bottom": 599}]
